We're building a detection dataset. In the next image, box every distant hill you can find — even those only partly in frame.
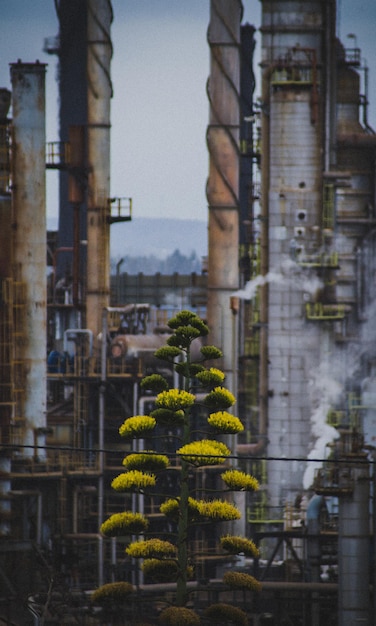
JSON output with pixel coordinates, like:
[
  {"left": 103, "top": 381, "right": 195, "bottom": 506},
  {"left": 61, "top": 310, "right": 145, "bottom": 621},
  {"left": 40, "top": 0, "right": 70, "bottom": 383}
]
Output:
[
  {"left": 110, "top": 217, "right": 208, "bottom": 261},
  {"left": 47, "top": 216, "right": 208, "bottom": 261}
]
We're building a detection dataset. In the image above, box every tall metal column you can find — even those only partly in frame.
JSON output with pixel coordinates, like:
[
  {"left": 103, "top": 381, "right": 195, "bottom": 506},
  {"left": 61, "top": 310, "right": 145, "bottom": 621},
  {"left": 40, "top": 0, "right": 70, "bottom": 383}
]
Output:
[
  {"left": 260, "top": 0, "right": 326, "bottom": 507},
  {"left": 0, "top": 88, "right": 12, "bottom": 534},
  {"left": 206, "top": 0, "right": 242, "bottom": 395},
  {"left": 338, "top": 450, "right": 370, "bottom": 625},
  {"left": 10, "top": 61, "right": 47, "bottom": 457},
  {"left": 86, "top": 0, "right": 113, "bottom": 339}
]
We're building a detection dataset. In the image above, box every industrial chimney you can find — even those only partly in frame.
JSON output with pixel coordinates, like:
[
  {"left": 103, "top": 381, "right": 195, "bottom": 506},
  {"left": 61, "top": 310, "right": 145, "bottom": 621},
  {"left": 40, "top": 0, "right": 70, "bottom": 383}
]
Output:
[{"left": 10, "top": 61, "right": 47, "bottom": 458}]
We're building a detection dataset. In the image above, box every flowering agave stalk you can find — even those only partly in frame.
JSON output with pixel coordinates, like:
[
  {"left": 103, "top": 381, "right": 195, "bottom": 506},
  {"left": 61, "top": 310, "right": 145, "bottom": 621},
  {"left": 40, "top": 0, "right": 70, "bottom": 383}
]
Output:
[{"left": 96, "top": 310, "right": 260, "bottom": 621}]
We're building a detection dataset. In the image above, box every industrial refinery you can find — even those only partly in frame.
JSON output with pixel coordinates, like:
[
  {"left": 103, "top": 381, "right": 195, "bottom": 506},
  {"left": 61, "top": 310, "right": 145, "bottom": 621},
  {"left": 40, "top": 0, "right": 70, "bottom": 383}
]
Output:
[{"left": 1, "top": 0, "right": 376, "bottom": 624}]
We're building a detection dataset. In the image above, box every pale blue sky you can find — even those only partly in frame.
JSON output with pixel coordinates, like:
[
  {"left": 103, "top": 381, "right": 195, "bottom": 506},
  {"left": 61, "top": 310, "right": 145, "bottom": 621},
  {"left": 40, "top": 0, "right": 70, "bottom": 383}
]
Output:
[{"left": 0, "top": 0, "right": 375, "bottom": 224}]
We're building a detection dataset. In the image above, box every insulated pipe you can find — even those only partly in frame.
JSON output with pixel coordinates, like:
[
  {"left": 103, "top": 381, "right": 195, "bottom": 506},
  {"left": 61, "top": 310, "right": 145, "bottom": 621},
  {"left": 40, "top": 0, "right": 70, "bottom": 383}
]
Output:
[
  {"left": 10, "top": 61, "right": 47, "bottom": 458},
  {"left": 257, "top": 59, "right": 271, "bottom": 463},
  {"left": 236, "top": 437, "right": 268, "bottom": 456},
  {"left": 0, "top": 90, "right": 11, "bottom": 274},
  {"left": 68, "top": 125, "right": 86, "bottom": 306},
  {"left": 86, "top": 0, "right": 113, "bottom": 339},
  {"left": 110, "top": 333, "right": 203, "bottom": 364},
  {"left": 0, "top": 90, "right": 11, "bottom": 536},
  {"left": 338, "top": 453, "right": 370, "bottom": 625},
  {"left": 336, "top": 132, "right": 376, "bottom": 147},
  {"left": 63, "top": 328, "right": 94, "bottom": 356},
  {"left": 306, "top": 495, "right": 325, "bottom": 626},
  {"left": 135, "top": 579, "right": 338, "bottom": 594},
  {"left": 97, "top": 306, "right": 107, "bottom": 587},
  {"left": 110, "top": 333, "right": 170, "bottom": 359},
  {"left": 323, "top": 0, "right": 337, "bottom": 171},
  {"left": 206, "top": 0, "right": 242, "bottom": 398}
]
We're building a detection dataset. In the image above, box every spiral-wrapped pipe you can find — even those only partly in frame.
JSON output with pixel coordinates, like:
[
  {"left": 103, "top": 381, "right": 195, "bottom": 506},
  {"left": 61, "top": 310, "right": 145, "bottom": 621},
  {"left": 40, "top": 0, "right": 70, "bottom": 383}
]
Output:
[
  {"left": 206, "top": 0, "right": 242, "bottom": 209},
  {"left": 206, "top": 0, "right": 242, "bottom": 395},
  {"left": 87, "top": 0, "right": 114, "bottom": 100}
]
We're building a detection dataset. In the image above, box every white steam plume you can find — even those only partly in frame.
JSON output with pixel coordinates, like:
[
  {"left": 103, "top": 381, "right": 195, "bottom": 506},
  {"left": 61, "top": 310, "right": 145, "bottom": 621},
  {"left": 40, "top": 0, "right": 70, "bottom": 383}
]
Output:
[
  {"left": 234, "top": 258, "right": 323, "bottom": 300},
  {"left": 303, "top": 362, "right": 342, "bottom": 490}
]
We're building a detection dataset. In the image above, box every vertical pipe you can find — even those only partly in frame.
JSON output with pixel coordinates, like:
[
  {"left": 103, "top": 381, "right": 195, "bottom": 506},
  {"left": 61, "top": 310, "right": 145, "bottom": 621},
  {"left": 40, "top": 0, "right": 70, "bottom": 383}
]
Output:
[
  {"left": 239, "top": 24, "right": 255, "bottom": 256},
  {"left": 111, "top": 537, "right": 116, "bottom": 582},
  {"left": 206, "top": 0, "right": 242, "bottom": 396},
  {"left": 307, "top": 495, "right": 324, "bottom": 626},
  {"left": 36, "top": 491, "right": 42, "bottom": 545},
  {"left": 86, "top": 0, "right": 113, "bottom": 339},
  {"left": 97, "top": 306, "right": 107, "bottom": 586},
  {"left": 68, "top": 124, "right": 86, "bottom": 307},
  {"left": 0, "top": 90, "right": 12, "bottom": 275},
  {"left": 338, "top": 455, "right": 370, "bottom": 625},
  {"left": 258, "top": 60, "right": 270, "bottom": 465},
  {"left": 373, "top": 453, "right": 376, "bottom": 626},
  {"left": 57, "top": 0, "right": 88, "bottom": 287},
  {"left": 0, "top": 90, "right": 12, "bottom": 534},
  {"left": 323, "top": 0, "right": 337, "bottom": 171},
  {"left": 10, "top": 61, "right": 47, "bottom": 458}
]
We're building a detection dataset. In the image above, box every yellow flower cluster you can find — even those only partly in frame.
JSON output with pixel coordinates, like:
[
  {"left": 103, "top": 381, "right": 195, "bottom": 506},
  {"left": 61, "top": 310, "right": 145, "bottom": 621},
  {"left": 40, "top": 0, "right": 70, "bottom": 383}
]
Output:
[
  {"left": 168, "top": 310, "right": 208, "bottom": 336},
  {"left": 207, "top": 411, "right": 244, "bottom": 434},
  {"left": 122, "top": 452, "right": 169, "bottom": 472},
  {"left": 140, "top": 373, "right": 169, "bottom": 392},
  {"left": 154, "top": 345, "right": 182, "bottom": 362},
  {"left": 221, "top": 469, "right": 260, "bottom": 492},
  {"left": 126, "top": 538, "right": 176, "bottom": 559},
  {"left": 156, "top": 388, "right": 196, "bottom": 410},
  {"left": 150, "top": 407, "right": 185, "bottom": 425},
  {"left": 198, "top": 499, "right": 241, "bottom": 521},
  {"left": 177, "top": 439, "right": 230, "bottom": 466},
  {"left": 91, "top": 581, "right": 134, "bottom": 605},
  {"left": 204, "top": 602, "right": 247, "bottom": 626},
  {"left": 200, "top": 345, "right": 222, "bottom": 360},
  {"left": 111, "top": 470, "right": 156, "bottom": 492},
  {"left": 160, "top": 497, "right": 201, "bottom": 521},
  {"left": 160, "top": 496, "right": 240, "bottom": 521},
  {"left": 159, "top": 606, "right": 200, "bottom": 626},
  {"left": 195, "top": 367, "right": 225, "bottom": 386},
  {"left": 220, "top": 534, "right": 260, "bottom": 558},
  {"left": 223, "top": 570, "right": 262, "bottom": 592},
  {"left": 119, "top": 415, "right": 156, "bottom": 439},
  {"left": 204, "top": 386, "right": 236, "bottom": 409},
  {"left": 100, "top": 512, "right": 148, "bottom": 537}
]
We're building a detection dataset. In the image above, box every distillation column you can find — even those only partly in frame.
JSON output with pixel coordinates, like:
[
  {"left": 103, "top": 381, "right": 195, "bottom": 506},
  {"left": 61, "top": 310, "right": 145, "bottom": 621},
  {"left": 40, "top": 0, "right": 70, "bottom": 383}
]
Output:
[
  {"left": 206, "top": 0, "right": 242, "bottom": 394},
  {"left": 10, "top": 61, "right": 47, "bottom": 457},
  {"left": 260, "top": 1, "right": 333, "bottom": 507},
  {"left": 86, "top": 0, "right": 113, "bottom": 338}
]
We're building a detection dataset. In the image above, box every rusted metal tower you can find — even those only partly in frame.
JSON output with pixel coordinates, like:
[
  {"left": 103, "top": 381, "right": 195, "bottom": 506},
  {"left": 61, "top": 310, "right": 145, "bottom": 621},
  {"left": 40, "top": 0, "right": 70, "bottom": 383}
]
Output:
[
  {"left": 86, "top": 0, "right": 113, "bottom": 339},
  {"left": 10, "top": 61, "right": 47, "bottom": 458}
]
